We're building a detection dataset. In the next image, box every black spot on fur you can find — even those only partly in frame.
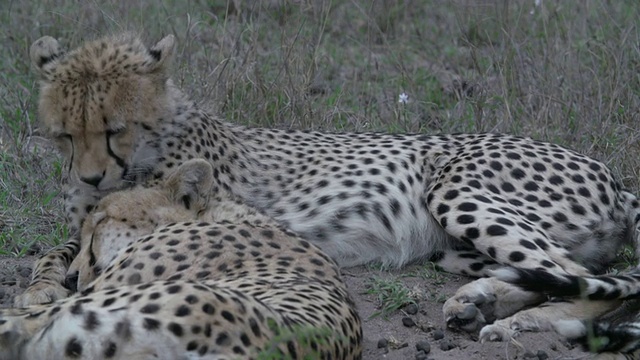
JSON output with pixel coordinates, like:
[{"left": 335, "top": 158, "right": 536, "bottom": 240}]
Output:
[
  {"left": 216, "top": 332, "right": 231, "bottom": 346},
  {"left": 103, "top": 341, "right": 118, "bottom": 358},
  {"left": 221, "top": 310, "right": 236, "bottom": 323},
  {"left": 175, "top": 305, "right": 191, "bottom": 317},
  {"left": 140, "top": 304, "right": 160, "bottom": 314},
  {"left": 149, "top": 49, "right": 162, "bottom": 61},
  {"left": 143, "top": 317, "right": 161, "bottom": 330},
  {"left": 202, "top": 303, "right": 215, "bottom": 314},
  {"left": 84, "top": 311, "right": 100, "bottom": 330},
  {"left": 168, "top": 322, "right": 184, "bottom": 337},
  {"left": 444, "top": 189, "right": 459, "bottom": 200},
  {"left": 509, "top": 251, "right": 526, "bottom": 262},
  {"left": 65, "top": 337, "right": 83, "bottom": 357},
  {"left": 458, "top": 202, "right": 478, "bottom": 212},
  {"left": 487, "top": 225, "right": 507, "bottom": 236}
]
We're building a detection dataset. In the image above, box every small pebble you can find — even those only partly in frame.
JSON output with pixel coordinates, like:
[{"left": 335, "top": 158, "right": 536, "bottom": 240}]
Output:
[
  {"left": 377, "top": 338, "right": 388, "bottom": 348},
  {"left": 404, "top": 303, "right": 419, "bottom": 315},
  {"left": 432, "top": 329, "right": 445, "bottom": 340},
  {"left": 523, "top": 351, "right": 537, "bottom": 359},
  {"left": 415, "top": 350, "right": 429, "bottom": 360},
  {"left": 416, "top": 340, "right": 431, "bottom": 353},
  {"left": 402, "top": 317, "right": 416, "bottom": 327},
  {"left": 18, "top": 266, "right": 31, "bottom": 278},
  {"left": 537, "top": 350, "right": 549, "bottom": 360},
  {"left": 27, "top": 242, "right": 41, "bottom": 256},
  {"left": 439, "top": 339, "right": 457, "bottom": 351}
]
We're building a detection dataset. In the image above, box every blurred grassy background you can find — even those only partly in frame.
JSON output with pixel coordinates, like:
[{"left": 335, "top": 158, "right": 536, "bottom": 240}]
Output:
[{"left": 1, "top": 0, "right": 639, "bottom": 256}]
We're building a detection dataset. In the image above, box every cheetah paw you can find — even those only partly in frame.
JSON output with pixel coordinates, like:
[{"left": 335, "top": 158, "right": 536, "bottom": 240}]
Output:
[
  {"left": 13, "top": 282, "right": 70, "bottom": 307},
  {"left": 443, "top": 292, "right": 497, "bottom": 332},
  {"left": 479, "top": 322, "right": 518, "bottom": 342}
]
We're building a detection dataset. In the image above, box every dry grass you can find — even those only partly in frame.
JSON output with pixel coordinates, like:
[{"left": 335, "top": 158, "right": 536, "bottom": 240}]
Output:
[{"left": 1, "top": 0, "right": 639, "bottom": 255}]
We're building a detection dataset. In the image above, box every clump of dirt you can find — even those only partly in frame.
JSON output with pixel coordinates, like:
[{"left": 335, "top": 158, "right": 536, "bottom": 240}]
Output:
[{"left": 0, "top": 256, "right": 35, "bottom": 307}]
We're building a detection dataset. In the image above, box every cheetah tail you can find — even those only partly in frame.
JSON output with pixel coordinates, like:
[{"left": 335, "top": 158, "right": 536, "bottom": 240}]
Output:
[
  {"left": 491, "top": 267, "right": 640, "bottom": 300},
  {"left": 553, "top": 318, "right": 640, "bottom": 355}
]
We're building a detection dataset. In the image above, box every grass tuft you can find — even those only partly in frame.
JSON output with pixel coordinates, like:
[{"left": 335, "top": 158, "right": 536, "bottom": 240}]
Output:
[{"left": 365, "top": 276, "right": 420, "bottom": 318}]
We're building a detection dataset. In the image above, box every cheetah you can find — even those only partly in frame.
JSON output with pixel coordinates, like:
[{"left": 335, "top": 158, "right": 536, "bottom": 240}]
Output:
[
  {"left": 2, "top": 159, "right": 362, "bottom": 359},
  {"left": 20, "top": 32, "right": 640, "bottom": 341}
]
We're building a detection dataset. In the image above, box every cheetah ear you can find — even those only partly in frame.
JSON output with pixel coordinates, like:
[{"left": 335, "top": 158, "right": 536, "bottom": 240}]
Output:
[
  {"left": 30, "top": 36, "right": 65, "bottom": 75},
  {"left": 145, "top": 34, "right": 176, "bottom": 74},
  {"left": 165, "top": 159, "right": 213, "bottom": 212}
]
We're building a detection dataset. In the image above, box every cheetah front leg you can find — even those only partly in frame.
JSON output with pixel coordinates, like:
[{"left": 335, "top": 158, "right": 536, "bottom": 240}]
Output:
[
  {"left": 12, "top": 238, "right": 79, "bottom": 307},
  {"left": 14, "top": 185, "right": 99, "bottom": 306}
]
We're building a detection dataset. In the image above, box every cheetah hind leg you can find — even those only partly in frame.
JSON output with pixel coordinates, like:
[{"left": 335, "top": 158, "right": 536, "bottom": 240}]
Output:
[
  {"left": 434, "top": 249, "right": 544, "bottom": 332},
  {"left": 434, "top": 223, "right": 576, "bottom": 333},
  {"left": 479, "top": 298, "right": 621, "bottom": 342},
  {"left": 442, "top": 277, "right": 545, "bottom": 332},
  {"left": 427, "top": 183, "right": 591, "bottom": 334}
]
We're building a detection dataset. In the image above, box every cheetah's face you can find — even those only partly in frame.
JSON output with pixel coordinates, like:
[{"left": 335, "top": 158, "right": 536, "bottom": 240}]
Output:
[
  {"left": 68, "top": 159, "right": 213, "bottom": 290},
  {"left": 30, "top": 34, "right": 176, "bottom": 191}
]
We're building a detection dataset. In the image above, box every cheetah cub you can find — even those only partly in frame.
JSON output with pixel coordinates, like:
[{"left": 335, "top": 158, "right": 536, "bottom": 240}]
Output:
[{"left": 1, "top": 159, "right": 362, "bottom": 360}]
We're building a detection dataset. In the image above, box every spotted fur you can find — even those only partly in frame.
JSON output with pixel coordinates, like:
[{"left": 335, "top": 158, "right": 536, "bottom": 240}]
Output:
[
  {"left": 19, "top": 33, "right": 640, "bottom": 341},
  {"left": 2, "top": 159, "right": 362, "bottom": 359}
]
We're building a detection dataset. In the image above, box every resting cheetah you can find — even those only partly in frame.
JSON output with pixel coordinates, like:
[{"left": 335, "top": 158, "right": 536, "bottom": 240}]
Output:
[
  {"left": 21, "top": 33, "right": 640, "bottom": 340},
  {"left": 2, "top": 159, "right": 362, "bottom": 359}
]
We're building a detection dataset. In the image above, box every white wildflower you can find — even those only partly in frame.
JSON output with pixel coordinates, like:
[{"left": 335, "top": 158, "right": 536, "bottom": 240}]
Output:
[
  {"left": 398, "top": 93, "right": 409, "bottom": 104},
  {"left": 531, "top": 0, "right": 541, "bottom": 14}
]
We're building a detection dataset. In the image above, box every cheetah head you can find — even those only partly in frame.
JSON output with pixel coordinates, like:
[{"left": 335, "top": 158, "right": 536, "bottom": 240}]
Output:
[
  {"left": 68, "top": 159, "right": 213, "bottom": 290},
  {"left": 30, "top": 33, "right": 176, "bottom": 190}
]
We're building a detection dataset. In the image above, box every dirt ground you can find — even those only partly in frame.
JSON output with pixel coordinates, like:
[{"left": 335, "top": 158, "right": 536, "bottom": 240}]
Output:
[{"left": 0, "top": 255, "right": 590, "bottom": 359}]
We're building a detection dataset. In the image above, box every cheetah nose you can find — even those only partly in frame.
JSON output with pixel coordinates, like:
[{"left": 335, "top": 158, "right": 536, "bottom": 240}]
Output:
[
  {"left": 65, "top": 271, "right": 79, "bottom": 293},
  {"left": 80, "top": 172, "right": 105, "bottom": 187}
]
